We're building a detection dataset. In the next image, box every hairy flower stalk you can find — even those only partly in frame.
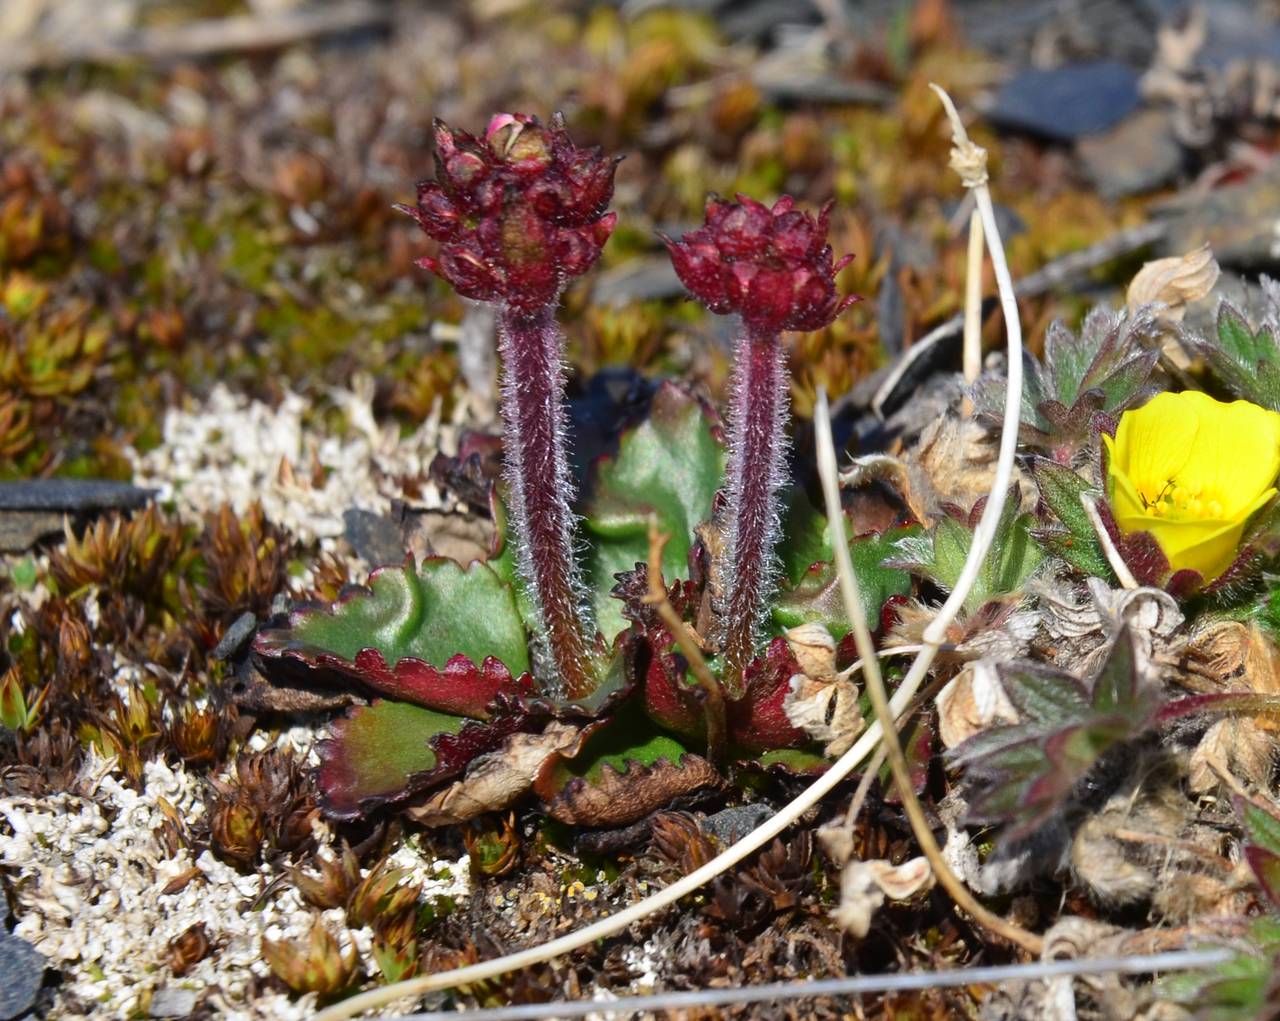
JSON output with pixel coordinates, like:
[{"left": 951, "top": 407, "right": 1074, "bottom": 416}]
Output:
[
  {"left": 663, "top": 194, "right": 856, "bottom": 689},
  {"left": 497, "top": 304, "right": 597, "bottom": 695},
  {"left": 397, "top": 112, "right": 619, "bottom": 699}
]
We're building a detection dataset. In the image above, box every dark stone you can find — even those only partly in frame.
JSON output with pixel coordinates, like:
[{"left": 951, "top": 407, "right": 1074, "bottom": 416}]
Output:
[
  {"left": 986, "top": 61, "right": 1141, "bottom": 141},
  {"left": 702, "top": 803, "right": 774, "bottom": 845},
  {"left": 1077, "top": 108, "right": 1183, "bottom": 198},
  {"left": 0, "top": 930, "right": 45, "bottom": 1021},
  {"left": 753, "top": 74, "right": 894, "bottom": 108},
  {"left": 0, "top": 479, "right": 151, "bottom": 511},
  {"left": 211, "top": 612, "right": 259, "bottom": 662},
  {"left": 0, "top": 479, "right": 154, "bottom": 553},
  {"left": 342, "top": 507, "right": 407, "bottom": 568}
]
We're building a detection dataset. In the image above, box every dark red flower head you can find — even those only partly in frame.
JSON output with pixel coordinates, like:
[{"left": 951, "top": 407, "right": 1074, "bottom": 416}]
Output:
[
  {"left": 661, "top": 194, "right": 858, "bottom": 335},
  {"left": 396, "top": 112, "right": 621, "bottom": 313}
]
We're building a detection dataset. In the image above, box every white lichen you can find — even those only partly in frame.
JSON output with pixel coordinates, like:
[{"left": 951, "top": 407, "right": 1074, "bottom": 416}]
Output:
[
  {"left": 0, "top": 749, "right": 470, "bottom": 1019},
  {"left": 127, "top": 380, "right": 457, "bottom": 544}
]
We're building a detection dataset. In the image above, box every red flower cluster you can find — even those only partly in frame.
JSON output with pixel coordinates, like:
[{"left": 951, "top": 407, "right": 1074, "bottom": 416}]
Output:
[
  {"left": 397, "top": 112, "right": 620, "bottom": 312},
  {"left": 662, "top": 195, "right": 857, "bottom": 335}
]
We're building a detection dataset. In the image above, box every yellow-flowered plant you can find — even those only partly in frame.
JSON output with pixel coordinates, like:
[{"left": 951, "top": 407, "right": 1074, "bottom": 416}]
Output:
[{"left": 1103, "top": 390, "right": 1280, "bottom": 582}]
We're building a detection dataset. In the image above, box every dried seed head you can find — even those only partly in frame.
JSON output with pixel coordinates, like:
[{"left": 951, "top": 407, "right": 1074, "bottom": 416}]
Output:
[
  {"left": 397, "top": 112, "right": 620, "bottom": 312},
  {"left": 783, "top": 622, "right": 838, "bottom": 680},
  {"left": 662, "top": 194, "right": 858, "bottom": 335}
]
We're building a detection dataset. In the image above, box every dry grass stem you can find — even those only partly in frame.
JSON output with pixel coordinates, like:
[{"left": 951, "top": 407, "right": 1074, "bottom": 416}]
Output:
[{"left": 642, "top": 518, "right": 726, "bottom": 759}]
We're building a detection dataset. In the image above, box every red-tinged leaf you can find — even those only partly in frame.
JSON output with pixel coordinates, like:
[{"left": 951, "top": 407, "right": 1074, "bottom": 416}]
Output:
[
  {"left": 317, "top": 698, "right": 536, "bottom": 820},
  {"left": 1245, "top": 846, "right": 1280, "bottom": 909},
  {"left": 640, "top": 632, "right": 808, "bottom": 752},
  {"left": 640, "top": 631, "right": 704, "bottom": 742},
  {"left": 728, "top": 637, "right": 809, "bottom": 752},
  {"left": 1238, "top": 795, "right": 1280, "bottom": 857},
  {"left": 312, "top": 649, "right": 533, "bottom": 720},
  {"left": 533, "top": 711, "right": 722, "bottom": 826},
  {"left": 255, "top": 556, "right": 533, "bottom": 716},
  {"left": 879, "top": 714, "right": 934, "bottom": 800}
]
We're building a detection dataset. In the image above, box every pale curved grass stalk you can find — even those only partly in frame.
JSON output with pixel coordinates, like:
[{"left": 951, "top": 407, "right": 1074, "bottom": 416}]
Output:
[
  {"left": 378, "top": 949, "right": 1232, "bottom": 1021},
  {"left": 962, "top": 207, "right": 985, "bottom": 396},
  {"left": 308, "top": 84, "right": 1025, "bottom": 1021},
  {"left": 1082, "top": 493, "right": 1139, "bottom": 590},
  {"left": 815, "top": 388, "right": 1043, "bottom": 955}
]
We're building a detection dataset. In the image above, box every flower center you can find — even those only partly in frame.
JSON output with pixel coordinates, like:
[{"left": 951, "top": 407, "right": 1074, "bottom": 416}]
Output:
[{"left": 1138, "top": 478, "right": 1225, "bottom": 521}]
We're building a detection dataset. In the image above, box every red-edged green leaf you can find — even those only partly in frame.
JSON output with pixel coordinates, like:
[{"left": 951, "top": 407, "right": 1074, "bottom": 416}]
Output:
[
  {"left": 744, "top": 747, "right": 830, "bottom": 775},
  {"left": 255, "top": 557, "right": 532, "bottom": 716},
  {"left": 1240, "top": 795, "right": 1280, "bottom": 858},
  {"left": 640, "top": 633, "right": 808, "bottom": 752},
  {"left": 316, "top": 699, "right": 535, "bottom": 819},
  {"left": 952, "top": 628, "right": 1157, "bottom": 843},
  {"left": 581, "top": 381, "right": 726, "bottom": 642}
]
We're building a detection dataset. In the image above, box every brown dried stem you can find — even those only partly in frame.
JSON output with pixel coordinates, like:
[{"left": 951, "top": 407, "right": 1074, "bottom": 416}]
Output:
[{"left": 643, "top": 518, "right": 727, "bottom": 761}]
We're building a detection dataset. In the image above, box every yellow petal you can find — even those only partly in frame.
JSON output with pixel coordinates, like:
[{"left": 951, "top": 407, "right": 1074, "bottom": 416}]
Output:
[
  {"left": 1170, "top": 393, "right": 1280, "bottom": 516},
  {"left": 1111, "top": 392, "right": 1198, "bottom": 494}
]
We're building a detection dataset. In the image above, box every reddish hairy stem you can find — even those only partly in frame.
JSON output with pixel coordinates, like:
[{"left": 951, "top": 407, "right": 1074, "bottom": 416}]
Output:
[
  {"left": 498, "top": 304, "right": 596, "bottom": 700},
  {"left": 720, "top": 329, "right": 788, "bottom": 692}
]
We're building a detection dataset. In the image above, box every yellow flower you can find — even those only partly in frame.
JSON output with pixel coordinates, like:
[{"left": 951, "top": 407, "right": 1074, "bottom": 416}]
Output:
[{"left": 1103, "top": 391, "right": 1280, "bottom": 581}]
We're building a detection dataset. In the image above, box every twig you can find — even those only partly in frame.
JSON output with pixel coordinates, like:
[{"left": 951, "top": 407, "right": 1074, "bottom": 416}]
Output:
[
  {"left": 363, "top": 950, "right": 1232, "bottom": 1021},
  {"left": 307, "top": 84, "right": 1033, "bottom": 1021},
  {"left": 815, "top": 387, "right": 1043, "bottom": 956},
  {"left": 0, "top": 1, "right": 391, "bottom": 74},
  {"left": 1081, "top": 494, "right": 1139, "bottom": 589},
  {"left": 642, "top": 518, "right": 726, "bottom": 761}
]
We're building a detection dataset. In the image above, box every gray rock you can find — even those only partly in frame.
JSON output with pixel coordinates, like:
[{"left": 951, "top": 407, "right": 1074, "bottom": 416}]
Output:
[
  {"left": 1156, "top": 167, "right": 1280, "bottom": 270},
  {"left": 211, "top": 612, "right": 258, "bottom": 662},
  {"left": 590, "top": 256, "right": 683, "bottom": 307},
  {"left": 1077, "top": 108, "right": 1183, "bottom": 199},
  {"left": 986, "top": 61, "right": 1140, "bottom": 141},
  {"left": 148, "top": 986, "right": 199, "bottom": 1018},
  {"left": 702, "top": 803, "right": 774, "bottom": 846},
  {"left": 342, "top": 506, "right": 406, "bottom": 567},
  {"left": 753, "top": 73, "right": 893, "bottom": 108},
  {"left": 0, "top": 930, "right": 44, "bottom": 1021},
  {"left": 0, "top": 479, "right": 154, "bottom": 553}
]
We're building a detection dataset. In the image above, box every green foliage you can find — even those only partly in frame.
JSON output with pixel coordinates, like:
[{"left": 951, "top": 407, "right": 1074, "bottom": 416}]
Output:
[
  {"left": 0, "top": 667, "right": 47, "bottom": 733},
  {"left": 581, "top": 382, "right": 725, "bottom": 641},
  {"left": 1194, "top": 300, "right": 1280, "bottom": 411},
  {"left": 289, "top": 558, "right": 530, "bottom": 677},
  {"left": 888, "top": 486, "right": 1043, "bottom": 613},
  {"left": 951, "top": 628, "right": 1156, "bottom": 842},
  {"left": 972, "top": 307, "right": 1159, "bottom": 460},
  {"left": 1029, "top": 457, "right": 1113, "bottom": 579},
  {"left": 772, "top": 525, "right": 916, "bottom": 639}
]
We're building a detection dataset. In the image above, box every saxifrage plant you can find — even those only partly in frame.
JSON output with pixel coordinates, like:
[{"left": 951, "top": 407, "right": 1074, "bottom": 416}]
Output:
[{"left": 254, "top": 113, "right": 909, "bottom": 826}]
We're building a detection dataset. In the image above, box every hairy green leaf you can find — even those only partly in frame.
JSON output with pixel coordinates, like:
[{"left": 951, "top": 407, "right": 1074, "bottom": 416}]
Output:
[
  {"left": 771, "top": 527, "right": 915, "bottom": 639},
  {"left": 581, "top": 381, "right": 725, "bottom": 642}
]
